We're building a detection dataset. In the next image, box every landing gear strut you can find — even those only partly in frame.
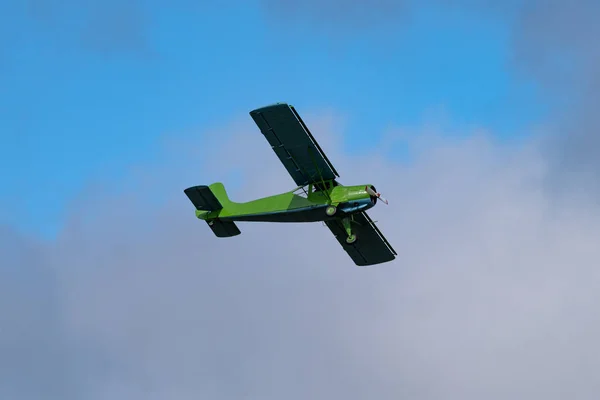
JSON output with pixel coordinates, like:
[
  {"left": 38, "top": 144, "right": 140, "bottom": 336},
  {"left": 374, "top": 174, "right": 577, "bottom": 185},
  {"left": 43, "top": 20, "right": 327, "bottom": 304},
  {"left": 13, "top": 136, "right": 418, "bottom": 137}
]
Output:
[{"left": 342, "top": 217, "right": 357, "bottom": 244}]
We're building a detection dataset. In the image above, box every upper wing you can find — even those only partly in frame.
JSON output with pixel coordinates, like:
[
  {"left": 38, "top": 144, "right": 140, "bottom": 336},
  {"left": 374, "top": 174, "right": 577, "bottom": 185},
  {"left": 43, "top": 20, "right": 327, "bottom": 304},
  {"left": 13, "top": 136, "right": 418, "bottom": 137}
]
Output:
[
  {"left": 250, "top": 103, "right": 340, "bottom": 186},
  {"left": 325, "top": 212, "right": 397, "bottom": 266}
]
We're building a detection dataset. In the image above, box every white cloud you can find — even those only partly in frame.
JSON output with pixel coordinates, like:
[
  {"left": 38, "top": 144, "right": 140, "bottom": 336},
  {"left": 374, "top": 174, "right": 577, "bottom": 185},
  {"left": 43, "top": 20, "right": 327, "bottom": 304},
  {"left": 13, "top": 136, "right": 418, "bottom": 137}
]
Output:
[{"left": 3, "top": 111, "right": 600, "bottom": 399}]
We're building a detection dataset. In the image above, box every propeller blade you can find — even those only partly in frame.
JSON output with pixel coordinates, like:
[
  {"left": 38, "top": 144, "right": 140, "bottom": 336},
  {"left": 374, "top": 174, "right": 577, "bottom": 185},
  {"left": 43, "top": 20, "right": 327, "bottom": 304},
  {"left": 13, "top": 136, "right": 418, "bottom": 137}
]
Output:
[{"left": 365, "top": 186, "right": 388, "bottom": 205}]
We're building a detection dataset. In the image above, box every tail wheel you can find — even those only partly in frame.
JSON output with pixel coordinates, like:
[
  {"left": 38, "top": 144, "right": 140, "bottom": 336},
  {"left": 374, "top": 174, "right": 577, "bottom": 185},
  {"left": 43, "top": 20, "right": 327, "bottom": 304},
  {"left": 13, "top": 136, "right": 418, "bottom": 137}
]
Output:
[
  {"left": 346, "top": 233, "right": 357, "bottom": 244},
  {"left": 326, "top": 205, "right": 337, "bottom": 216}
]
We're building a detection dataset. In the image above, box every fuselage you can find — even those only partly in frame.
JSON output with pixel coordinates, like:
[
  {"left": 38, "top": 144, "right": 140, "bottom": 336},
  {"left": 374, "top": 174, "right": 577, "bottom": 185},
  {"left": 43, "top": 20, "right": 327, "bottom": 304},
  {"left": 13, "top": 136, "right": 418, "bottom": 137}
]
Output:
[{"left": 197, "top": 181, "right": 377, "bottom": 223}]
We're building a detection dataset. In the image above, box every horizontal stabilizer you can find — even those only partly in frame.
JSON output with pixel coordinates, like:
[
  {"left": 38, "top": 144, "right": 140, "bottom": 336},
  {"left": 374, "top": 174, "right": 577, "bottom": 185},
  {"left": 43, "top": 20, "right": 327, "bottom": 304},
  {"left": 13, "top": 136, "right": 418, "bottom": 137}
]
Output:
[
  {"left": 184, "top": 185, "right": 223, "bottom": 211},
  {"left": 207, "top": 220, "right": 241, "bottom": 237}
]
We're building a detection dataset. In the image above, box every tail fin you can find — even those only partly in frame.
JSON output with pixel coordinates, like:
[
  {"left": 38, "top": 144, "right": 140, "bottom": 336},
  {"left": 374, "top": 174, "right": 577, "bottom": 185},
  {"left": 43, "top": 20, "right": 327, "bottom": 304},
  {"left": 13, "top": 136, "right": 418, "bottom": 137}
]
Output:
[
  {"left": 184, "top": 184, "right": 241, "bottom": 238},
  {"left": 206, "top": 182, "right": 233, "bottom": 206},
  {"left": 184, "top": 185, "right": 223, "bottom": 211}
]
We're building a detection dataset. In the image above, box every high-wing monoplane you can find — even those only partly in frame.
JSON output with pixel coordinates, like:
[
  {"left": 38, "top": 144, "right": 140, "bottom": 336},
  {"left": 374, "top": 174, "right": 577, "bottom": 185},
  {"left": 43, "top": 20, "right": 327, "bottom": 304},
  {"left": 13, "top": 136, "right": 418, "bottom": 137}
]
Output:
[{"left": 184, "top": 103, "right": 396, "bottom": 266}]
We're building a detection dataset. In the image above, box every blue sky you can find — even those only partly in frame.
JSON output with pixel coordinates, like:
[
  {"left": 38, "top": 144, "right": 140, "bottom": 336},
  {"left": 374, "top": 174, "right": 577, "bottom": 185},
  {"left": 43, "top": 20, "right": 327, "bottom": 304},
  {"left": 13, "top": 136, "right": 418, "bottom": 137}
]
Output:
[{"left": 1, "top": 1, "right": 545, "bottom": 239}]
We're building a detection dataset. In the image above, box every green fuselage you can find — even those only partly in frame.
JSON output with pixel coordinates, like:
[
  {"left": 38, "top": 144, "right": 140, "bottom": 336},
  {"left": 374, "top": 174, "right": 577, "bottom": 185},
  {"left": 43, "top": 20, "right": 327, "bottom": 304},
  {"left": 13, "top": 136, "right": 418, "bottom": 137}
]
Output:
[{"left": 197, "top": 181, "right": 376, "bottom": 223}]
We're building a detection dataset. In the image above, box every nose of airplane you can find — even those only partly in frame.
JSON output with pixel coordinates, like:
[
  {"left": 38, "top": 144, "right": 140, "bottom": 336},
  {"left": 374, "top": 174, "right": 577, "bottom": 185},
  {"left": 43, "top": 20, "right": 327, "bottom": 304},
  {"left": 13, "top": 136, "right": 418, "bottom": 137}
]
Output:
[{"left": 366, "top": 185, "right": 388, "bottom": 205}]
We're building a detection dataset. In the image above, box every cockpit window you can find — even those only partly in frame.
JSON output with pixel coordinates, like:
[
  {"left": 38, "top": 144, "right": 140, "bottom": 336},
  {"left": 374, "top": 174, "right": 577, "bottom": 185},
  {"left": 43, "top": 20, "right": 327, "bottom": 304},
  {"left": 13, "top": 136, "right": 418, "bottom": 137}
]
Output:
[{"left": 313, "top": 181, "right": 332, "bottom": 192}]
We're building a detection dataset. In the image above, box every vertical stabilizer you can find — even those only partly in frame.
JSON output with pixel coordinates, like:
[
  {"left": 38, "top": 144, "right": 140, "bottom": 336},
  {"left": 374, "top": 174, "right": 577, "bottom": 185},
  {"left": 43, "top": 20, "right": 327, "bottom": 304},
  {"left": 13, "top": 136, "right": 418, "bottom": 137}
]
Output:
[{"left": 184, "top": 184, "right": 241, "bottom": 238}]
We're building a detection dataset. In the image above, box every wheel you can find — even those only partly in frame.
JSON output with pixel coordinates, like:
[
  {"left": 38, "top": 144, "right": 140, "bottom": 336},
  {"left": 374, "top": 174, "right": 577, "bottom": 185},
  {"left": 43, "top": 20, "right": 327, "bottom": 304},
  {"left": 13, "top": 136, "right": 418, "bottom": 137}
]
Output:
[
  {"left": 326, "top": 205, "right": 337, "bottom": 216},
  {"left": 208, "top": 221, "right": 214, "bottom": 226},
  {"left": 346, "top": 234, "right": 357, "bottom": 244}
]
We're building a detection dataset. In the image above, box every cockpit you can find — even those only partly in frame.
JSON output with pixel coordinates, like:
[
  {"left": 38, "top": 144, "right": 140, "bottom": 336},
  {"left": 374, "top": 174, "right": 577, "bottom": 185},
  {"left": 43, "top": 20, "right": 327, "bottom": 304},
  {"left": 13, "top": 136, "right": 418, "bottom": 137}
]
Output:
[{"left": 312, "top": 180, "right": 339, "bottom": 193}]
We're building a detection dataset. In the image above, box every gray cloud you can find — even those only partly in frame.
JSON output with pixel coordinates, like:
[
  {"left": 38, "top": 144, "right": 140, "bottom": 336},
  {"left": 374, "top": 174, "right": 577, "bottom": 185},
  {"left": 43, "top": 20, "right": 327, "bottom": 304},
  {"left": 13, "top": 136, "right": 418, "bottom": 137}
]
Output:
[
  {"left": 3, "top": 114, "right": 600, "bottom": 399},
  {"left": 513, "top": 0, "right": 600, "bottom": 84},
  {"left": 511, "top": 0, "right": 600, "bottom": 197},
  {"left": 0, "top": 226, "right": 76, "bottom": 400}
]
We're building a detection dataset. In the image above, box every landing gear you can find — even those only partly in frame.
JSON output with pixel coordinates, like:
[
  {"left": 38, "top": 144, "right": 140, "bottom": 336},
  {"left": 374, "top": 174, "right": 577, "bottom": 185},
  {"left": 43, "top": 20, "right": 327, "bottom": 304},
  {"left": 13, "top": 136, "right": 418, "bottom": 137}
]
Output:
[
  {"left": 346, "top": 233, "right": 357, "bottom": 244},
  {"left": 326, "top": 205, "right": 337, "bottom": 216},
  {"left": 342, "top": 217, "right": 357, "bottom": 244}
]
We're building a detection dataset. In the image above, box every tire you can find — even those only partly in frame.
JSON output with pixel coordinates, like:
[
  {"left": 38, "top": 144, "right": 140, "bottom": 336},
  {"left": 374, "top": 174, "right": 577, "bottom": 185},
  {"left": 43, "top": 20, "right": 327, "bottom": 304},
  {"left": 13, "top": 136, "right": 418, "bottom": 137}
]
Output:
[
  {"left": 346, "top": 234, "right": 357, "bottom": 244},
  {"left": 326, "top": 205, "right": 337, "bottom": 216}
]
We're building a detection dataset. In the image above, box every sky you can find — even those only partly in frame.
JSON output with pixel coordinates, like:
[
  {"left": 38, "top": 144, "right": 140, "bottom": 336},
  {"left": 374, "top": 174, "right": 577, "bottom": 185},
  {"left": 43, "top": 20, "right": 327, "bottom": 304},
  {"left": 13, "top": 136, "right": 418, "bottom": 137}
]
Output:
[
  {"left": 2, "top": 1, "right": 600, "bottom": 399},
  {"left": 1, "top": 0, "right": 546, "bottom": 238}
]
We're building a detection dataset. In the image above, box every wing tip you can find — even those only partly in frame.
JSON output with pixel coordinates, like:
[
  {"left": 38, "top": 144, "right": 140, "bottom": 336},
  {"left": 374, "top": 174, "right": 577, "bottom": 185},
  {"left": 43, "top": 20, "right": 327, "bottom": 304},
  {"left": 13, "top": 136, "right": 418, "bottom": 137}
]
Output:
[{"left": 249, "top": 102, "right": 290, "bottom": 115}]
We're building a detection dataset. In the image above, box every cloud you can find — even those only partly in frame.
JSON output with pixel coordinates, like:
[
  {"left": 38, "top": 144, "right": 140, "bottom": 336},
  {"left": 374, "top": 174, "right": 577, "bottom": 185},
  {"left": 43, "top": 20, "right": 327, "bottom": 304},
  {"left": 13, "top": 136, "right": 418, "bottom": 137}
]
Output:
[
  {"left": 513, "top": 0, "right": 600, "bottom": 84},
  {"left": 0, "top": 226, "right": 75, "bottom": 400},
  {"left": 3, "top": 111, "right": 600, "bottom": 399},
  {"left": 510, "top": 0, "right": 600, "bottom": 197}
]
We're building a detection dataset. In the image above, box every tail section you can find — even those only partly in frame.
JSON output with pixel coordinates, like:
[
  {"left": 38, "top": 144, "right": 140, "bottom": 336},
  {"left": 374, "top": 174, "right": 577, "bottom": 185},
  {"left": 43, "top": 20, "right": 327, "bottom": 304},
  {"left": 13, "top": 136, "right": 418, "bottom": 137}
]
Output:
[
  {"left": 206, "top": 182, "right": 233, "bottom": 207},
  {"left": 184, "top": 185, "right": 223, "bottom": 211},
  {"left": 183, "top": 183, "right": 240, "bottom": 238},
  {"left": 206, "top": 219, "right": 241, "bottom": 237}
]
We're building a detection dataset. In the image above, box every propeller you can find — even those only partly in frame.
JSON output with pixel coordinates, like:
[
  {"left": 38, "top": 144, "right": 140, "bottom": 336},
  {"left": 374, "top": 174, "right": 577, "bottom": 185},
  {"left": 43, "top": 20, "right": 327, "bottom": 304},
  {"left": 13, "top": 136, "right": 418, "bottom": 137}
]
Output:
[{"left": 366, "top": 185, "right": 388, "bottom": 205}]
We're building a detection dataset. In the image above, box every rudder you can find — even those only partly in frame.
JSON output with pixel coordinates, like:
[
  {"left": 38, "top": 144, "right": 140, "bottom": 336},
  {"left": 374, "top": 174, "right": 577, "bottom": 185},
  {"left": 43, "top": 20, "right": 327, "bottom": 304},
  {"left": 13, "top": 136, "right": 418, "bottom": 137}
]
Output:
[
  {"left": 184, "top": 184, "right": 241, "bottom": 238},
  {"left": 207, "top": 182, "right": 233, "bottom": 207},
  {"left": 184, "top": 185, "right": 223, "bottom": 211}
]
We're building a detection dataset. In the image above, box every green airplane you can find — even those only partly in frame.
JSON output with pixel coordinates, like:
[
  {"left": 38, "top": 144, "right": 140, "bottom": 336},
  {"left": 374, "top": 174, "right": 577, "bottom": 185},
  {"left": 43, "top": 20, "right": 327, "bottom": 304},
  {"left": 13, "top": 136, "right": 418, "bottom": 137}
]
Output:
[{"left": 184, "top": 103, "right": 396, "bottom": 266}]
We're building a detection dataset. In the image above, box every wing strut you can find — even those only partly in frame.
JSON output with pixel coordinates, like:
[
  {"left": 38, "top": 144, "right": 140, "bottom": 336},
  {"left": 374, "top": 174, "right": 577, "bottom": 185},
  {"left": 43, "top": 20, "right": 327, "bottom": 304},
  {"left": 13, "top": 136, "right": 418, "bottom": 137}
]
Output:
[{"left": 307, "top": 146, "right": 332, "bottom": 201}]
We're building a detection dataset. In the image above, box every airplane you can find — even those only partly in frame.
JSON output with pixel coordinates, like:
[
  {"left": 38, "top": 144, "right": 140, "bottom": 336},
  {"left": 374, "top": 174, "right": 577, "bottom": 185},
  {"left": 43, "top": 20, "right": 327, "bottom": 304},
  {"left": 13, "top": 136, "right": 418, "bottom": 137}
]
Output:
[{"left": 184, "top": 102, "right": 397, "bottom": 266}]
